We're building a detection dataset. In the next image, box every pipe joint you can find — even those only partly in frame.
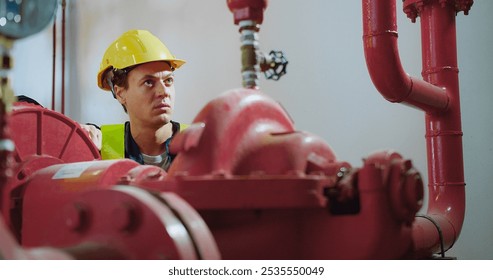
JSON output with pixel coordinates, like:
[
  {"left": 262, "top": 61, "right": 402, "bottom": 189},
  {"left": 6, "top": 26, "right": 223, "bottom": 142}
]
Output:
[
  {"left": 227, "top": 0, "right": 267, "bottom": 25},
  {"left": 404, "top": 0, "right": 474, "bottom": 23}
]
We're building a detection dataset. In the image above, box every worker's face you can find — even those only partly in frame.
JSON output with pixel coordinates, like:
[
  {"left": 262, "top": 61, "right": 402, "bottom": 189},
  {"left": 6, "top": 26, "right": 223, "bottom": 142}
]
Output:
[{"left": 116, "top": 61, "right": 175, "bottom": 127}]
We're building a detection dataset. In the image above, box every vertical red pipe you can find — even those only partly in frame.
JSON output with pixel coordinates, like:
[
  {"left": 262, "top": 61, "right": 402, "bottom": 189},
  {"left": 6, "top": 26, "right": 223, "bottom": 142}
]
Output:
[
  {"left": 61, "top": 0, "right": 66, "bottom": 115},
  {"left": 362, "top": 0, "right": 466, "bottom": 257},
  {"left": 413, "top": 1, "right": 465, "bottom": 257},
  {"left": 51, "top": 18, "right": 56, "bottom": 111}
]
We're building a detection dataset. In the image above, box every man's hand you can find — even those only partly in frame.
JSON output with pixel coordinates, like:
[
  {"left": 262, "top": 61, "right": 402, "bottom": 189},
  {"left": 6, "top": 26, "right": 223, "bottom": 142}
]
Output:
[{"left": 80, "top": 124, "right": 102, "bottom": 150}]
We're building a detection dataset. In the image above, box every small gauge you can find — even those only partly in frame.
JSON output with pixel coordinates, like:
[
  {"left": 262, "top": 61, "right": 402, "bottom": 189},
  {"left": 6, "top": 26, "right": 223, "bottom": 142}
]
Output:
[{"left": 0, "top": 0, "right": 58, "bottom": 39}]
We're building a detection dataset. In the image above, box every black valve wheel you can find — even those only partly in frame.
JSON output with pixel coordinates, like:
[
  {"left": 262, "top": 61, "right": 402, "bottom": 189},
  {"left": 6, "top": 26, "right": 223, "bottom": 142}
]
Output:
[{"left": 263, "top": 50, "right": 288, "bottom": 81}]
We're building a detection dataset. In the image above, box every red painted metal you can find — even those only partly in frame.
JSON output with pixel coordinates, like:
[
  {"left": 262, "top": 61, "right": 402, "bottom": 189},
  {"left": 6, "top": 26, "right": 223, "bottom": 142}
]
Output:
[
  {"left": 17, "top": 160, "right": 138, "bottom": 241},
  {"left": 1, "top": 87, "right": 427, "bottom": 259},
  {"left": 0, "top": 98, "right": 220, "bottom": 259},
  {"left": 364, "top": 150, "right": 424, "bottom": 226},
  {"left": 2, "top": 0, "right": 473, "bottom": 260},
  {"left": 0, "top": 215, "right": 73, "bottom": 259},
  {"left": 20, "top": 160, "right": 220, "bottom": 259},
  {"left": 0, "top": 100, "right": 72, "bottom": 259},
  {"left": 2, "top": 155, "right": 62, "bottom": 237},
  {"left": 362, "top": 0, "right": 471, "bottom": 257},
  {"left": 21, "top": 159, "right": 141, "bottom": 241},
  {"left": 10, "top": 103, "right": 101, "bottom": 163},
  {"left": 14, "top": 88, "right": 424, "bottom": 259},
  {"left": 227, "top": 0, "right": 268, "bottom": 24},
  {"left": 23, "top": 185, "right": 220, "bottom": 259},
  {"left": 0, "top": 102, "right": 101, "bottom": 235},
  {"left": 145, "top": 89, "right": 423, "bottom": 259},
  {"left": 362, "top": 0, "right": 449, "bottom": 113},
  {"left": 168, "top": 89, "right": 311, "bottom": 176}
]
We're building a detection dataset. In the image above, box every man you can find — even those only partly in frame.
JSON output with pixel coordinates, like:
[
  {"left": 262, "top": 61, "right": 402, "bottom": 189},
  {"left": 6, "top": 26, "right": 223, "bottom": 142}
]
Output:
[{"left": 88, "top": 29, "right": 187, "bottom": 170}]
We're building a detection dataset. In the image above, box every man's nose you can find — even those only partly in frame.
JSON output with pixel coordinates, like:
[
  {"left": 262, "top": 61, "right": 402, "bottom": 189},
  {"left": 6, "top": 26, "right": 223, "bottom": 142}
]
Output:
[{"left": 156, "top": 81, "right": 170, "bottom": 97}]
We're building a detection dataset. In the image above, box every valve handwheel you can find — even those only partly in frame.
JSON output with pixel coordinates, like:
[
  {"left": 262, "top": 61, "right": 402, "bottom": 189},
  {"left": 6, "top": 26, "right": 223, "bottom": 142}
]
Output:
[{"left": 262, "top": 50, "right": 288, "bottom": 81}]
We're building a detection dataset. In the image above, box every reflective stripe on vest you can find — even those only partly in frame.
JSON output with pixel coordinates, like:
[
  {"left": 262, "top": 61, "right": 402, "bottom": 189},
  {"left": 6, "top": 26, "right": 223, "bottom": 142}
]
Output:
[{"left": 100, "top": 123, "right": 189, "bottom": 160}]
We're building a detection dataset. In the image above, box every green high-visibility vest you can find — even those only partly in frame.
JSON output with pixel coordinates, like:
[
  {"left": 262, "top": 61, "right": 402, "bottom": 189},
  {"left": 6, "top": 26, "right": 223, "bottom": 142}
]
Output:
[
  {"left": 101, "top": 124, "right": 125, "bottom": 160},
  {"left": 101, "top": 123, "right": 188, "bottom": 160}
]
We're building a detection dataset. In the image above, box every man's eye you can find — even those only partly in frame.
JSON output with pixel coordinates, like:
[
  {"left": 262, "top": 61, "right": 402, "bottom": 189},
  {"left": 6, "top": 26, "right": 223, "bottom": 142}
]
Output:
[
  {"left": 144, "top": 80, "right": 154, "bottom": 87},
  {"left": 164, "top": 77, "right": 174, "bottom": 86}
]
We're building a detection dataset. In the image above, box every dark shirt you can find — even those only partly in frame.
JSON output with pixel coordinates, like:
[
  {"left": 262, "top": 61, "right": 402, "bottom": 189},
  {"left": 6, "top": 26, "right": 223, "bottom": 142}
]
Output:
[{"left": 124, "top": 120, "right": 181, "bottom": 170}]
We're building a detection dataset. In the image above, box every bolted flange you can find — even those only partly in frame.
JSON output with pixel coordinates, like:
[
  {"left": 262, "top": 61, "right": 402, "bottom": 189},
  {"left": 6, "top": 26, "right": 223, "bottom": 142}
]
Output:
[{"left": 403, "top": 0, "right": 474, "bottom": 23}]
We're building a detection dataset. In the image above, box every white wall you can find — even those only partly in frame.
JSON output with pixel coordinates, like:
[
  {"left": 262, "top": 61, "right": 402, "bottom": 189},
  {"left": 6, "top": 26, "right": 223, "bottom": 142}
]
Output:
[{"left": 9, "top": 0, "right": 493, "bottom": 259}]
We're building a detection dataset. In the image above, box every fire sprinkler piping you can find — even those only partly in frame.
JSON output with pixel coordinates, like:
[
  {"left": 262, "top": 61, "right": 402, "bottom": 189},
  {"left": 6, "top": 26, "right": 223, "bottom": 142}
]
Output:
[
  {"left": 362, "top": 0, "right": 472, "bottom": 257},
  {"left": 227, "top": 0, "right": 288, "bottom": 89},
  {"left": 362, "top": 0, "right": 449, "bottom": 113}
]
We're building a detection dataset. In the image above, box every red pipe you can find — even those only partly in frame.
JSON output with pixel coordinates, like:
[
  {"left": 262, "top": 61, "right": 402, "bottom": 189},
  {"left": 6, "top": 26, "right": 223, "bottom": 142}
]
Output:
[
  {"left": 362, "top": 0, "right": 467, "bottom": 257},
  {"left": 362, "top": 0, "right": 449, "bottom": 113},
  {"left": 61, "top": 0, "right": 66, "bottom": 114},
  {"left": 414, "top": 0, "right": 466, "bottom": 257},
  {"left": 51, "top": 17, "right": 56, "bottom": 111},
  {"left": 227, "top": 0, "right": 268, "bottom": 25}
]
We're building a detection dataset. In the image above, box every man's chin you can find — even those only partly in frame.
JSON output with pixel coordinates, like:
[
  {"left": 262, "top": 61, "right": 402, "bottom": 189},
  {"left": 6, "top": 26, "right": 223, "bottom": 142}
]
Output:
[{"left": 156, "top": 114, "right": 172, "bottom": 125}]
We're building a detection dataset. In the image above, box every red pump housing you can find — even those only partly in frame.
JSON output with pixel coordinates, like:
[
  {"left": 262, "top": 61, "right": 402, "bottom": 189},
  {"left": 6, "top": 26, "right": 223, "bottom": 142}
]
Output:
[{"left": 17, "top": 89, "right": 424, "bottom": 259}]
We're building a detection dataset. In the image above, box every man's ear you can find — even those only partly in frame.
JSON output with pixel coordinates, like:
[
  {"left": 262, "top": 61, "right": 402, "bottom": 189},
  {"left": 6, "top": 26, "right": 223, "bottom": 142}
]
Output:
[{"left": 114, "top": 85, "right": 126, "bottom": 105}]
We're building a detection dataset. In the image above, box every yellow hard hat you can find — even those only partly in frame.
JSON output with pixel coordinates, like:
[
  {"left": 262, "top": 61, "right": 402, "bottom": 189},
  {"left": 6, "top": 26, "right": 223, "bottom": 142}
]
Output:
[{"left": 97, "top": 29, "right": 186, "bottom": 91}]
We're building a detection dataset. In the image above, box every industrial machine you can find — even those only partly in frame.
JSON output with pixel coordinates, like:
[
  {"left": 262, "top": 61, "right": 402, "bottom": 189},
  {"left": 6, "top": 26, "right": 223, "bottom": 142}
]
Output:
[{"left": 0, "top": 0, "right": 472, "bottom": 259}]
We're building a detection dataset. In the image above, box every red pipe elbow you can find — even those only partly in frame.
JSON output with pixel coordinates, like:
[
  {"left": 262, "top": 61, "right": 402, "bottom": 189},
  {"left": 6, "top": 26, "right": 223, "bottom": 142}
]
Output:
[{"left": 362, "top": 0, "right": 449, "bottom": 113}]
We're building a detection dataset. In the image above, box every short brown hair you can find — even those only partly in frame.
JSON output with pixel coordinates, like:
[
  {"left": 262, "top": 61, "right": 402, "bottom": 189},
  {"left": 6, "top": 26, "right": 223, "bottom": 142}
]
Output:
[{"left": 105, "top": 66, "right": 136, "bottom": 113}]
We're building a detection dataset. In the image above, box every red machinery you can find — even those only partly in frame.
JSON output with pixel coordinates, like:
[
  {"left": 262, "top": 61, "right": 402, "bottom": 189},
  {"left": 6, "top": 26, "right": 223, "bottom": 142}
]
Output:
[{"left": 0, "top": 0, "right": 472, "bottom": 259}]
